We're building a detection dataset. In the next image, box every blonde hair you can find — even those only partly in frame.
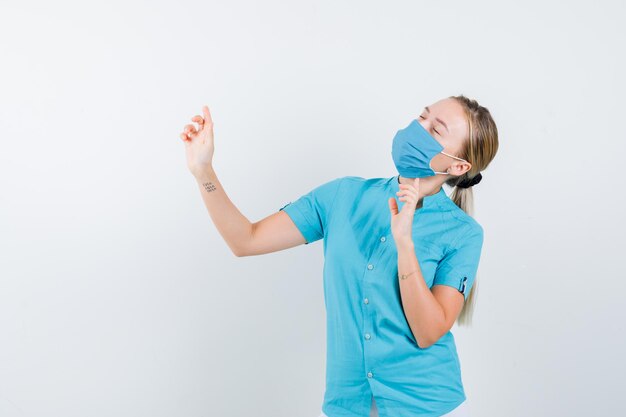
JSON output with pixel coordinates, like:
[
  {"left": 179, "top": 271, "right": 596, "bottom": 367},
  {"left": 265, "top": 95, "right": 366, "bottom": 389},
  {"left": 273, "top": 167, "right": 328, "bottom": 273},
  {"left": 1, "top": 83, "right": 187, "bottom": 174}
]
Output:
[{"left": 445, "top": 95, "right": 499, "bottom": 326}]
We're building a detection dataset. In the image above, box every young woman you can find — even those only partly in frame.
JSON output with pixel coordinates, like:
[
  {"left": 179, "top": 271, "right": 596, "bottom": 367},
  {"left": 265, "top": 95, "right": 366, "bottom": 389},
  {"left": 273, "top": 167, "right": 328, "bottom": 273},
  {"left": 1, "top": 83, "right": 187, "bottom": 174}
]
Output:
[{"left": 179, "top": 95, "right": 499, "bottom": 417}]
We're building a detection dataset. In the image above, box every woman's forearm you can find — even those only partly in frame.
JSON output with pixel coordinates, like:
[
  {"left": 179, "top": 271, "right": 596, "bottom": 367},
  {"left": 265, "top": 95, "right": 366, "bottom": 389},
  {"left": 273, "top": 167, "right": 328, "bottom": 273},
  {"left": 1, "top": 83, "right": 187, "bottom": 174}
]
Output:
[
  {"left": 396, "top": 238, "right": 446, "bottom": 348},
  {"left": 194, "top": 169, "right": 252, "bottom": 256}
]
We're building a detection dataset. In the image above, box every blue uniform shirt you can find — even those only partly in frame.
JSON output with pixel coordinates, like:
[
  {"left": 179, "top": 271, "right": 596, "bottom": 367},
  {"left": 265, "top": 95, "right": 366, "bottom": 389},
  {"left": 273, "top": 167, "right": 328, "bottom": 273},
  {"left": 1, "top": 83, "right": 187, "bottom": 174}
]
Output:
[{"left": 279, "top": 174, "right": 484, "bottom": 417}]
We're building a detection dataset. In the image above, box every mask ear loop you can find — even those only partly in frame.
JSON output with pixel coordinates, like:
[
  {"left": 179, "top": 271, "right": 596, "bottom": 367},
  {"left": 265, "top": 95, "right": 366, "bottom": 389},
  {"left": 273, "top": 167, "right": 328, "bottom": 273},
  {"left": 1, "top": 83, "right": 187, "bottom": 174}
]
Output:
[
  {"left": 432, "top": 151, "right": 468, "bottom": 175},
  {"left": 440, "top": 151, "right": 468, "bottom": 162}
]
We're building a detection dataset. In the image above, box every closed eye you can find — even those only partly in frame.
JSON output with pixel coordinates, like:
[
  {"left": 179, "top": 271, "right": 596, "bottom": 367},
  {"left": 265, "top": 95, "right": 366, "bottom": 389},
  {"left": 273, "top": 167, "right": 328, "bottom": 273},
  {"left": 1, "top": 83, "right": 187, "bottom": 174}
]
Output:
[{"left": 419, "top": 115, "right": 440, "bottom": 135}]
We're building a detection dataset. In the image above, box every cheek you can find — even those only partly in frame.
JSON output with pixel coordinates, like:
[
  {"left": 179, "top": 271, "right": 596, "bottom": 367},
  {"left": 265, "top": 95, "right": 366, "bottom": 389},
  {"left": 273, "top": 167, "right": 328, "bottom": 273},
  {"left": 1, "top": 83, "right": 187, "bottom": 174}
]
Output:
[{"left": 429, "top": 153, "right": 447, "bottom": 169}]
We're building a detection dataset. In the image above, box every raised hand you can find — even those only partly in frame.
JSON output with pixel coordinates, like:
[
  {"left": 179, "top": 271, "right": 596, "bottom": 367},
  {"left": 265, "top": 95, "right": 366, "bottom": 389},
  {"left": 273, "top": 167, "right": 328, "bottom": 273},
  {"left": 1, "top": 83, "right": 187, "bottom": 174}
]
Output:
[
  {"left": 180, "top": 105, "right": 215, "bottom": 178},
  {"left": 388, "top": 177, "right": 421, "bottom": 245}
]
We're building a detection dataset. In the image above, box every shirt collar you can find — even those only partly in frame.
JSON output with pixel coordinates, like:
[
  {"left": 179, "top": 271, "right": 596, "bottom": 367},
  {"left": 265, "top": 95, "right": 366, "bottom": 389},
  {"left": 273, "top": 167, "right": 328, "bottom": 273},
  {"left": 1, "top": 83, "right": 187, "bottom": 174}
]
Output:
[{"left": 388, "top": 174, "right": 448, "bottom": 209}]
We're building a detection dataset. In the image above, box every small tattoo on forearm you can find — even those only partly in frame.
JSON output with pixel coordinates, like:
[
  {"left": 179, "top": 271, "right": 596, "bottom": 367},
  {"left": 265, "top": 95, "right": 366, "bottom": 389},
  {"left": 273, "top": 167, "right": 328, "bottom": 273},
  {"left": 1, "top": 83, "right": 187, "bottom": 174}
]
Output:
[{"left": 203, "top": 182, "right": 216, "bottom": 193}]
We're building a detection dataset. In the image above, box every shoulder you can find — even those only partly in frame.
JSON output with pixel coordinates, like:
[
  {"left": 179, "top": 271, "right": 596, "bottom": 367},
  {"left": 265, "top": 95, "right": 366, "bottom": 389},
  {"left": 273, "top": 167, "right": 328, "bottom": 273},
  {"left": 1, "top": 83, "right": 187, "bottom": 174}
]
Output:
[
  {"left": 341, "top": 175, "right": 391, "bottom": 189},
  {"left": 445, "top": 196, "right": 483, "bottom": 230},
  {"left": 445, "top": 201, "right": 484, "bottom": 244},
  {"left": 324, "top": 176, "right": 391, "bottom": 212}
]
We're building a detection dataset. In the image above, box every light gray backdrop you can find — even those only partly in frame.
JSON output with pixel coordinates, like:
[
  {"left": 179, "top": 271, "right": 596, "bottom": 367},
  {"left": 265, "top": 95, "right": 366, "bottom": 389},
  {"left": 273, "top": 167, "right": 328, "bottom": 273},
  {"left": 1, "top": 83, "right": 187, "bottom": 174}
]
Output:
[{"left": 1, "top": 0, "right": 624, "bottom": 416}]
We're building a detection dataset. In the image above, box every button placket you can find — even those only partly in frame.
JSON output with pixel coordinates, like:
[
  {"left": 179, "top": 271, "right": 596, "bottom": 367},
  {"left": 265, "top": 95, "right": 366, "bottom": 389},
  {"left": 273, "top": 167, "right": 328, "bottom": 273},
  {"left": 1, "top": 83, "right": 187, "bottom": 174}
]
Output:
[{"left": 362, "top": 233, "right": 387, "bottom": 384}]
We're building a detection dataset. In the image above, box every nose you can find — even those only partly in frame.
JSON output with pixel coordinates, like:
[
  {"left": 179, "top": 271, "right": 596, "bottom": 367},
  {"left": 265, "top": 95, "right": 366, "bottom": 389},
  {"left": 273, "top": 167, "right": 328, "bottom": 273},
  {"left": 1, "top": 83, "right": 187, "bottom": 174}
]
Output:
[{"left": 418, "top": 120, "right": 435, "bottom": 136}]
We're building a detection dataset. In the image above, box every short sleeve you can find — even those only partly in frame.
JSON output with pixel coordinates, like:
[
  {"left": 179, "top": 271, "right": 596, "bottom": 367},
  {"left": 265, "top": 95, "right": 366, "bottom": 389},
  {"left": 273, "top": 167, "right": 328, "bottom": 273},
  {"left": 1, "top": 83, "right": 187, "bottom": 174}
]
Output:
[
  {"left": 433, "top": 224, "right": 484, "bottom": 300},
  {"left": 278, "top": 177, "right": 344, "bottom": 245}
]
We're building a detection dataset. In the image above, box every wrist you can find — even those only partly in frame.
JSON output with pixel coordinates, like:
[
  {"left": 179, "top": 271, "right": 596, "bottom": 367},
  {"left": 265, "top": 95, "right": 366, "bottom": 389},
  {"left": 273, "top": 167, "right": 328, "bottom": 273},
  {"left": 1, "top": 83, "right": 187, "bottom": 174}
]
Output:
[
  {"left": 194, "top": 168, "right": 216, "bottom": 182},
  {"left": 395, "top": 237, "right": 414, "bottom": 250}
]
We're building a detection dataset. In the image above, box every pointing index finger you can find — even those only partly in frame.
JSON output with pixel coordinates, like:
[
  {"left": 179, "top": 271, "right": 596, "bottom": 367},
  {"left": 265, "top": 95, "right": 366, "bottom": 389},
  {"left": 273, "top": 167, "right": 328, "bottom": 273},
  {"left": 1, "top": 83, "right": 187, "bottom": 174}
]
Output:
[{"left": 202, "top": 105, "right": 213, "bottom": 125}]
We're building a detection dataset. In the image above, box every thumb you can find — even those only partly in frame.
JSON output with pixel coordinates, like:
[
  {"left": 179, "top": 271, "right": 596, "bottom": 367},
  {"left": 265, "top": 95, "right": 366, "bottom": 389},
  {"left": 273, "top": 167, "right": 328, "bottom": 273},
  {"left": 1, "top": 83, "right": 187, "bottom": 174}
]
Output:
[{"left": 388, "top": 197, "right": 398, "bottom": 215}]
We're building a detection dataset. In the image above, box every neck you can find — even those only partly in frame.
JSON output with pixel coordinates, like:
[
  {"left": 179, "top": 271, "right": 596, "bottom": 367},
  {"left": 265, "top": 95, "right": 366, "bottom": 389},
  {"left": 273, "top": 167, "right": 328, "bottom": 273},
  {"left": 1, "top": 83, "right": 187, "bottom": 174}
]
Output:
[{"left": 398, "top": 175, "right": 444, "bottom": 199}]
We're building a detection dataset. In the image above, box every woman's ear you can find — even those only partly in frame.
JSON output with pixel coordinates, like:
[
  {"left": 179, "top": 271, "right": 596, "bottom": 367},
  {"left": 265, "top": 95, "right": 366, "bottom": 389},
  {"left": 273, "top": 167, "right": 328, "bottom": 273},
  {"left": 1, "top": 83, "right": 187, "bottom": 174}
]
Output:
[{"left": 452, "top": 161, "right": 471, "bottom": 176}]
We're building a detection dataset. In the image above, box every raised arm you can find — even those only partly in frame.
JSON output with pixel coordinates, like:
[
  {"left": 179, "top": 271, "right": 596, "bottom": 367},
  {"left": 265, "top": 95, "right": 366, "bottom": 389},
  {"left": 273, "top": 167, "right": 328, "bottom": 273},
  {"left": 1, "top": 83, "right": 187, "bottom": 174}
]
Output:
[
  {"left": 193, "top": 169, "right": 307, "bottom": 256},
  {"left": 180, "top": 105, "right": 307, "bottom": 257}
]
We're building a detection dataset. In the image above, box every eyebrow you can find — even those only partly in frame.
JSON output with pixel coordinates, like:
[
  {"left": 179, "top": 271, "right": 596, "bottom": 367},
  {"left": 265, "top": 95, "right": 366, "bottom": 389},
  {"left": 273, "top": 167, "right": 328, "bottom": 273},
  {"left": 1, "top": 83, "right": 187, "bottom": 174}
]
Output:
[{"left": 424, "top": 106, "right": 449, "bottom": 134}]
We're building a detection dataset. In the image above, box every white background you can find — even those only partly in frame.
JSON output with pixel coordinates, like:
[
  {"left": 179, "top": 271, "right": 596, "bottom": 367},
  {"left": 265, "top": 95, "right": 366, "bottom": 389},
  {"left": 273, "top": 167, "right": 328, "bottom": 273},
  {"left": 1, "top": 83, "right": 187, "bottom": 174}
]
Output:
[{"left": 1, "top": 1, "right": 625, "bottom": 416}]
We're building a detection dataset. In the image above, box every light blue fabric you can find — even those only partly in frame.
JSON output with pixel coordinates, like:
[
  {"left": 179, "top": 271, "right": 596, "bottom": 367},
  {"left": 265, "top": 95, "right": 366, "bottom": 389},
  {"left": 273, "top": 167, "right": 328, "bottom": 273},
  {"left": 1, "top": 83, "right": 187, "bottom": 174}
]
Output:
[
  {"left": 391, "top": 119, "right": 468, "bottom": 178},
  {"left": 279, "top": 174, "right": 484, "bottom": 417}
]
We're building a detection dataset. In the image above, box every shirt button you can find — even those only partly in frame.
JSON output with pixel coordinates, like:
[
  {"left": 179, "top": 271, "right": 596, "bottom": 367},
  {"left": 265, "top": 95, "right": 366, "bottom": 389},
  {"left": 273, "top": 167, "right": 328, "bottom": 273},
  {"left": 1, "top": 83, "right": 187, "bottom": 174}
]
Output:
[
  {"left": 364, "top": 298, "right": 369, "bottom": 304},
  {"left": 380, "top": 236, "right": 386, "bottom": 242},
  {"left": 367, "top": 372, "right": 373, "bottom": 378},
  {"left": 365, "top": 333, "right": 371, "bottom": 340},
  {"left": 367, "top": 264, "right": 374, "bottom": 270}
]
